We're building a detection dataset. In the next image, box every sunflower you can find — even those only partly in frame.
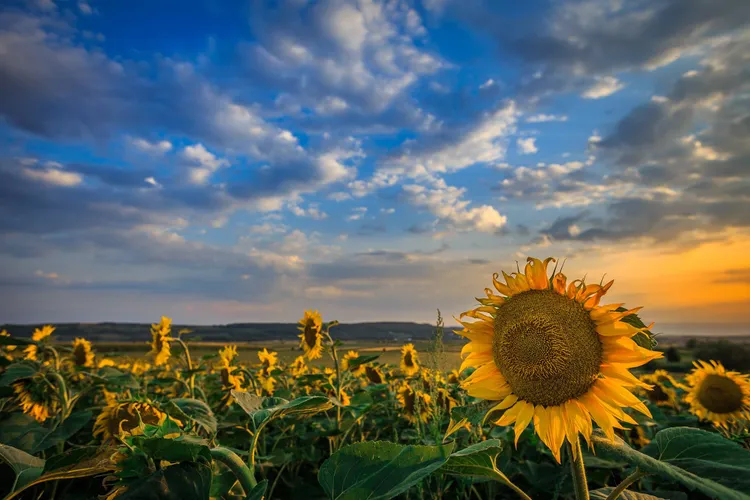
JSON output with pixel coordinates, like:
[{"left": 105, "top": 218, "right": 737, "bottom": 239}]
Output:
[
  {"left": 638, "top": 370, "right": 680, "bottom": 409},
  {"left": 218, "top": 345, "right": 243, "bottom": 392},
  {"left": 289, "top": 356, "right": 308, "bottom": 377},
  {"left": 298, "top": 310, "right": 324, "bottom": 360},
  {"left": 258, "top": 348, "right": 278, "bottom": 376},
  {"left": 447, "top": 369, "right": 462, "bottom": 385},
  {"left": 627, "top": 425, "right": 651, "bottom": 448},
  {"left": 149, "top": 316, "right": 173, "bottom": 366},
  {"left": 72, "top": 337, "right": 95, "bottom": 368},
  {"left": 458, "top": 257, "right": 661, "bottom": 462},
  {"left": 98, "top": 358, "right": 116, "bottom": 368},
  {"left": 364, "top": 365, "right": 385, "bottom": 385},
  {"left": 684, "top": 360, "right": 750, "bottom": 428},
  {"left": 24, "top": 324, "right": 55, "bottom": 361},
  {"left": 400, "top": 344, "right": 420, "bottom": 376},
  {"left": 435, "top": 387, "right": 457, "bottom": 413},
  {"left": 397, "top": 384, "right": 432, "bottom": 424},
  {"left": 420, "top": 368, "right": 446, "bottom": 393},
  {"left": 13, "top": 373, "right": 59, "bottom": 423},
  {"left": 327, "top": 387, "right": 351, "bottom": 406},
  {"left": 1, "top": 329, "right": 16, "bottom": 353},
  {"left": 342, "top": 350, "right": 365, "bottom": 376},
  {"left": 93, "top": 401, "right": 168, "bottom": 442}
]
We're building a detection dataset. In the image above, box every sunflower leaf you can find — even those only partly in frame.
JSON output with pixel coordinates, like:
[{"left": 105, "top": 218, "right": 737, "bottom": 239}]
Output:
[
  {"left": 0, "top": 363, "right": 38, "bottom": 386},
  {"left": 440, "top": 440, "right": 512, "bottom": 483},
  {"left": 168, "top": 398, "right": 217, "bottom": 435},
  {"left": 0, "top": 443, "right": 45, "bottom": 492},
  {"left": 317, "top": 441, "right": 455, "bottom": 500},
  {"left": 450, "top": 400, "right": 501, "bottom": 426},
  {"left": 30, "top": 410, "right": 92, "bottom": 454},
  {"left": 593, "top": 429, "right": 750, "bottom": 500},
  {"left": 589, "top": 488, "right": 666, "bottom": 500},
  {"left": 232, "top": 391, "right": 333, "bottom": 430},
  {"left": 117, "top": 461, "right": 212, "bottom": 500},
  {"left": 346, "top": 354, "right": 380, "bottom": 370}
]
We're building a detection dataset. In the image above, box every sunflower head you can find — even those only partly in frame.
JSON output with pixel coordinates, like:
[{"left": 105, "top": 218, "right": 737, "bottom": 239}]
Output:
[
  {"left": 257, "top": 348, "right": 278, "bottom": 376},
  {"left": 684, "top": 360, "right": 750, "bottom": 428},
  {"left": 72, "top": 337, "right": 95, "bottom": 368},
  {"left": 458, "top": 257, "right": 661, "bottom": 462},
  {"left": 397, "top": 384, "right": 432, "bottom": 424},
  {"left": 342, "top": 350, "right": 365, "bottom": 376},
  {"left": 628, "top": 425, "right": 651, "bottom": 448},
  {"left": 400, "top": 344, "right": 420, "bottom": 376},
  {"left": 290, "top": 355, "right": 308, "bottom": 377},
  {"left": 638, "top": 371, "right": 680, "bottom": 409},
  {"left": 447, "top": 369, "right": 461, "bottom": 385},
  {"left": 219, "top": 345, "right": 238, "bottom": 367},
  {"left": 435, "top": 387, "right": 457, "bottom": 413},
  {"left": 364, "top": 365, "right": 385, "bottom": 385},
  {"left": 298, "top": 310, "right": 324, "bottom": 360},
  {"left": 13, "top": 373, "right": 59, "bottom": 423},
  {"left": 93, "top": 401, "right": 169, "bottom": 442},
  {"left": 149, "top": 317, "right": 173, "bottom": 366},
  {"left": 24, "top": 325, "right": 55, "bottom": 361}
]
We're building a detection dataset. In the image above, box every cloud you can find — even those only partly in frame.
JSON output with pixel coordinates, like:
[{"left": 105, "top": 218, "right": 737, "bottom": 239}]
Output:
[
  {"left": 22, "top": 163, "right": 83, "bottom": 187},
  {"left": 130, "top": 137, "right": 173, "bottom": 155},
  {"left": 525, "top": 113, "right": 568, "bottom": 123},
  {"left": 346, "top": 206, "right": 368, "bottom": 221},
  {"left": 517, "top": 137, "right": 538, "bottom": 155},
  {"left": 182, "top": 143, "right": 229, "bottom": 185},
  {"left": 581, "top": 76, "right": 625, "bottom": 99}
]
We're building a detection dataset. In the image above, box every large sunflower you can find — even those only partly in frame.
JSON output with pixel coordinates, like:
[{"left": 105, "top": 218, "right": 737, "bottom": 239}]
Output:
[
  {"left": 24, "top": 325, "right": 55, "bottom": 361},
  {"left": 149, "top": 316, "right": 173, "bottom": 366},
  {"left": 458, "top": 257, "right": 661, "bottom": 461},
  {"left": 298, "top": 310, "right": 324, "bottom": 360},
  {"left": 13, "top": 373, "right": 59, "bottom": 423},
  {"left": 72, "top": 337, "right": 95, "bottom": 368},
  {"left": 684, "top": 360, "right": 750, "bottom": 428},
  {"left": 397, "top": 383, "right": 432, "bottom": 424},
  {"left": 400, "top": 343, "right": 420, "bottom": 376},
  {"left": 93, "top": 401, "right": 168, "bottom": 442}
]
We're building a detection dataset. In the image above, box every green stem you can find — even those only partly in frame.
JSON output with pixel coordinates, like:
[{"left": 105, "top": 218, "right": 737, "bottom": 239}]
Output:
[
  {"left": 175, "top": 338, "right": 195, "bottom": 398},
  {"left": 210, "top": 447, "right": 257, "bottom": 494},
  {"left": 502, "top": 478, "right": 533, "bottom": 500},
  {"left": 605, "top": 469, "right": 646, "bottom": 500},
  {"left": 568, "top": 441, "right": 590, "bottom": 500},
  {"left": 325, "top": 328, "right": 342, "bottom": 442},
  {"left": 50, "top": 371, "right": 69, "bottom": 420}
]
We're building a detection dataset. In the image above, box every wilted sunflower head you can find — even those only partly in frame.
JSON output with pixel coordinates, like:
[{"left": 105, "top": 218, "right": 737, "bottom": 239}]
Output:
[
  {"left": 257, "top": 348, "right": 278, "bottom": 376},
  {"left": 72, "top": 337, "right": 95, "bottom": 368},
  {"left": 458, "top": 257, "right": 661, "bottom": 462},
  {"left": 13, "top": 373, "right": 59, "bottom": 423},
  {"left": 93, "top": 401, "right": 169, "bottom": 441},
  {"left": 298, "top": 310, "right": 324, "bottom": 360},
  {"left": 400, "top": 344, "right": 420, "bottom": 376},
  {"left": 291, "top": 355, "right": 309, "bottom": 377},
  {"left": 149, "top": 317, "right": 173, "bottom": 367},
  {"left": 684, "top": 360, "right": 750, "bottom": 428},
  {"left": 397, "top": 384, "right": 432, "bottom": 424},
  {"left": 342, "top": 350, "right": 365, "bottom": 376},
  {"left": 364, "top": 365, "right": 385, "bottom": 385}
]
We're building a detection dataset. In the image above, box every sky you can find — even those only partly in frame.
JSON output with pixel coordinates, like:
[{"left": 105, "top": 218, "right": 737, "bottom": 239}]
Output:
[{"left": 1, "top": 0, "right": 749, "bottom": 333}]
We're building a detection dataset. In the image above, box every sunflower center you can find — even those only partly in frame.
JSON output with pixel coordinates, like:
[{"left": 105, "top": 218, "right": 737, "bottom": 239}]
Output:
[
  {"left": 697, "top": 374, "right": 744, "bottom": 414},
  {"left": 366, "top": 366, "right": 383, "bottom": 384},
  {"left": 492, "top": 289, "right": 602, "bottom": 407},
  {"left": 73, "top": 345, "right": 88, "bottom": 366},
  {"left": 647, "top": 383, "right": 670, "bottom": 403},
  {"left": 404, "top": 351, "right": 414, "bottom": 367},
  {"left": 403, "top": 389, "right": 415, "bottom": 414},
  {"left": 304, "top": 322, "right": 319, "bottom": 348}
]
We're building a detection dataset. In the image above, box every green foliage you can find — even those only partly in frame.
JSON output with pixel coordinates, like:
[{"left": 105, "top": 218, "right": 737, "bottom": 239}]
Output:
[
  {"left": 664, "top": 347, "right": 681, "bottom": 363},
  {"left": 166, "top": 398, "right": 217, "bottom": 435},
  {"left": 693, "top": 340, "right": 750, "bottom": 371},
  {"left": 589, "top": 488, "right": 666, "bottom": 500},
  {"left": 0, "top": 443, "right": 45, "bottom": 492},
  {"left": 118, "top": 461, "right": 213, "bottom": 500}
]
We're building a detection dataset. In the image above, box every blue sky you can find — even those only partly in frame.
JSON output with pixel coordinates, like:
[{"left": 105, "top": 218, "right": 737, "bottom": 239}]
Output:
[{"left": 1, "top": 0, "right": 749, "bottom": 328}]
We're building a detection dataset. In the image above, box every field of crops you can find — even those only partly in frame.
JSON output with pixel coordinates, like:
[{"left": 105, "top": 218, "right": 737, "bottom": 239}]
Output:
[{"left": 1, "top": 260, "right": 750, "bottom": 500}]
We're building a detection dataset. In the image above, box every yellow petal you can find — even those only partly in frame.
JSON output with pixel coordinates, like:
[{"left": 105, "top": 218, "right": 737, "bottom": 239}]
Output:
[
  {"left": 495, "top": 401, "right": 523, "bottom": 426},
  {"left": 525, "top": 257, "right": 553, "bottom": 290},
  {"left": 552, "top": 273, "right": 567, "bottom": 295},
  {"left": 492, "top": 273, "right": 513, "bottom": 296},
  {"left": 579, "top": 392, "right": 617, "bottom": 442},
  {"left": 514, "top": 401, "right": 535, "bottom": 447},
  {"left": 482, "top": 394, "right": 519, "bottom": 426}
]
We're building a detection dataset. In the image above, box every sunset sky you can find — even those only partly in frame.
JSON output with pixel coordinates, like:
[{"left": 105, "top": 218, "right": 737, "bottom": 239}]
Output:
[{"left": 1, "top": 0, "right": 749, "bottom": 332}]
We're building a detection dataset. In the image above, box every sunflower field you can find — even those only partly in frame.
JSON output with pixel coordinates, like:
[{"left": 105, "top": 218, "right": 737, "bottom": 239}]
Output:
[{"left": 1, "top": 258, "right": 750, "bottom": 500}]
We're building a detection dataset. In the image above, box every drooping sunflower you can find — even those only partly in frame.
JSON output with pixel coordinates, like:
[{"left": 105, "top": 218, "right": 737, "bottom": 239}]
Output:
[
  {"left": 458, "top": 257, "right": 661, "bottom": 461},
  {"left": 291, "top": 355, "right": 309, "bottom": 377},
  {"left": 298, "top": 310, "right": 324, "bottom": 360},
  {"left": 400, "top": 343, "right": 420, "bottom": 376},
  {"left": 24, "top": 324, "right": 55, "bottom": 361},
  {"left": 72, "top": 337, "right": 95, "bottom": 368},
  {"left": 638, "top": 370, "right": 680, "bottom": 409},
  {"left": 397, "top": 383, "right": 432, "bottom": 424},
  {"left": 342, "top": 350, "right": 365, "bottom": 376},
  {"left": 13, "top": 373, "right": 59, "bottom": 423},
  {"left": 364, "top": 365, "right": 385, "bottom": 385},
  {"left": 684, "top": 360, "right": 750, "bottom": 428},
  {"left": 93, "top": 401, "right": 169, "bottom": 442},
  {"left": 218, "top": 345, "right": 243, "bottom": 392},
  {"left": 149, "top": 316, "right": 173, "bottom": 366}
]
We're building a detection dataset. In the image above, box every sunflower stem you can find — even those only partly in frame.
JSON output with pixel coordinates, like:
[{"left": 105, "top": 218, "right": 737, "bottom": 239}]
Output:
[
  {"left": 325, "top": 325, "right": 343, "bottom": 447},
  {"left": 175, "top": 338, "right": 195, "bottom": 398},
  {"left": 210, "top": 446, "right": 258, "bottom": 494},
  {"left": 605, "top": 469, "right": 645, "bottom": 500},
  {"left": 568, "top": 440, "right": 590, "bottom": 500}
]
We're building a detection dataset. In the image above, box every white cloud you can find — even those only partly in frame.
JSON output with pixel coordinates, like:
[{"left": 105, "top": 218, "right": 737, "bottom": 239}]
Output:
[
  {"left": 380, "top": 208, "right": 395, "bottom": 214},
  {"left": 582, "top": 76, "right": 625, "bottom": 99},
  {"left": 35, "top": 269, "right": 60, "bottom": 280},
  {"left": 144, "top": 177, "right": 161, "bottom": 188},
  {"left": 78, "top": 1, "right": 92, "bottom": 15},
  {"left": 22, "top": 166, "right": 83, "bottom": 187},
  {"left": 130, "top": 137, "right": 173, "bottom": 155},
  {"left": 346, "top": 206, "right": 368, "bottom": 221},
  {"left": 517, "top": 137, "right": 538, "bottom": 155},
  {"left": 181, "top": 143, "right": 229, "bottom": 185},
  {"left": 526, "top": 113, "right": 568, "bottom": 123},
  {"left": 479, "top": 79, "right": 496, "bottom": 89},
  {"left": 315, "top": 96, "right": 349, "bottom": 115}
]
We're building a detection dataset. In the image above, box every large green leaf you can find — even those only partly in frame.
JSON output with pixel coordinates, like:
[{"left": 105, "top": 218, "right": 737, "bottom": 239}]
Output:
[
  {"left": 247, "top": 479, "right": 268, "bottom": 500},
  {"left": 0, "top": 413, "right": 48, "bottom": 454},
  {"left": 318, "top": 441, "right": 455, "bottom": 500},
  {"left": 31, "top": 410, "right": 92, "bottom": 454},
  {"left": 117, "top": 461, "right": 212, "bottom": 500},
  {"left": 0, "top": 443, "right": 45, "bottom": 492},
  {"left": 129, "top": 435, "right": 212, "bottom": 463},
  {"left": 232, "top": 391, "right": 333, "bottom": 430},
  {"left": 345, "top": 354, "right": 380, "bottom": 371},
  {"left": 641, "top": 427, "right": 750, "bottom": 494},
  {"left": 590, "top": 488, "right": 666, "bottom": 500},
  {"left": 167, "top": 398, "right": 217, "bottom": 435},
  {"left": 0, "top": 335, "right": 34, "bottom": 347},
  {"left": 593, "top": 430, "right": 750, "bottom": 500},
  {"left": 0, "top": 363, "right": 37, "bottom": 386},
  {"left": 440, "top": 440, "right": 511, "bottom": 483},
  {"left": 92, "top": 366, "right": 140, "bottom": 389}
]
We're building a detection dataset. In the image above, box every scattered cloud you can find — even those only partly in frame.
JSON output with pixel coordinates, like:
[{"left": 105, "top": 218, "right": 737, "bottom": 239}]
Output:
[
  {"left": 581, "top": 76, "right": 625, "bottom": 99},
  {"left": 517, "top": 137, "right": 538, "bottom": 154}
]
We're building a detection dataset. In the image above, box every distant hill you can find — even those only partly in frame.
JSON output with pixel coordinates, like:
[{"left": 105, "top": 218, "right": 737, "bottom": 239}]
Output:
[{"left": 0, "top": 321, "right": 464, "bottom": 343}]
